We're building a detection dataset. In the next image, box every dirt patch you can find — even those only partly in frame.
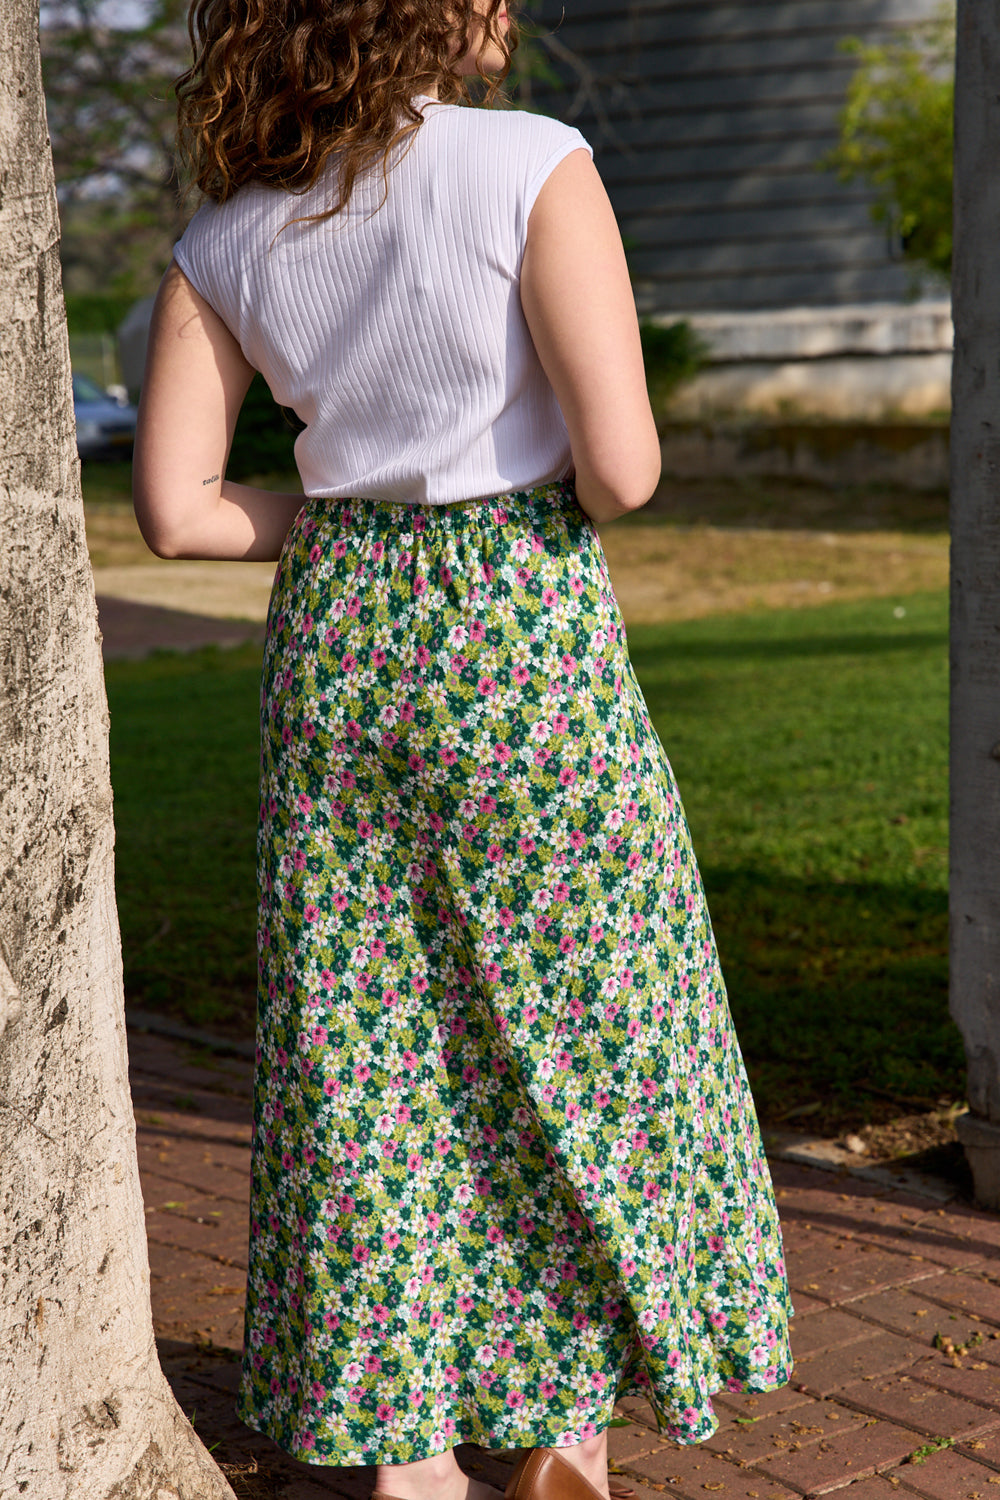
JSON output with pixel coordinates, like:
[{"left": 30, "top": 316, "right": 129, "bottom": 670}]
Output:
[
  {"left": 93, "top": 561, "right": 277, "bottom": 622},
  {"left": 598, "top": 522, "right": 948, "bottom": 625},
  {"left": 642, "top": 473, "right": 950, "bottom": 533},
  {"left": 87, "top": 500, "right": 948, "bottom": 630}
]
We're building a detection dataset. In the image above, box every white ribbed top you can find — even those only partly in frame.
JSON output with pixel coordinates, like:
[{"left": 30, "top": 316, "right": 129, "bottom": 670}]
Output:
[{"left": 173, "top": 99, "right": 591, "bottom": 505}]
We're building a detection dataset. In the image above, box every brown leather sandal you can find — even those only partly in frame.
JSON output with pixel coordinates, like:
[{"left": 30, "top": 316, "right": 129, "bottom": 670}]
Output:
[
  {"left": 505, "top": 1449, "right": 609, "bottom": 1500},
  {"left": 609, "top": 1484, "right": 636, "bottom": 1499}
]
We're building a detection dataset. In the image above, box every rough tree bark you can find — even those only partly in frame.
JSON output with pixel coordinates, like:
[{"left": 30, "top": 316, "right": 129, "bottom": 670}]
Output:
[
  {"left": 0, "top": 1, "right": 237, "bottom": 1494},
  {"left": 950, "top": 0, "right": 1000, "bottom": 1209}
]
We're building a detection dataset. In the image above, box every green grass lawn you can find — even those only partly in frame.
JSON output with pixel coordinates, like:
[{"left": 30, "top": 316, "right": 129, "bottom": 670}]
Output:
[{"left": 106, "top": 587, "right": 956, "bottom": 1132}]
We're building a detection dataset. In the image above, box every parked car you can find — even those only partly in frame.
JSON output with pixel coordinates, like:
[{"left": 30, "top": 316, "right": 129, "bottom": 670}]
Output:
[{"left": 73, "top": 372, "right": 138, "bottom": 460}]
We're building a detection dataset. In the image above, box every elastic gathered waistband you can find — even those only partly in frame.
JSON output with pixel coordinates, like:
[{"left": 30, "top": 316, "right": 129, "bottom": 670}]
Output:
[{"left": 305, "top": 480, "right": 580, "bottom": 527}]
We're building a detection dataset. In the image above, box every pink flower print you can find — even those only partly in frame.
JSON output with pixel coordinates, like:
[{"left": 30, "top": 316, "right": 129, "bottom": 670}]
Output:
[
  {"left": 477, "top": 676, "right": 497, "bottom": 696},
  {"left": 643, "top": 1182, "right": 659, "bottom": 1200},
  {"left": 415, "top": 644, "right": 431, "bottom": 667},
  {"left": 364, "top": 1354, "right": 382, "bottom": 1374},
  {"left": 469, "top": 619, "right": 486, "bottom": 641},
  {"left": 512, "top": 665, "right": 530, "bottom": 686},
  {"left": 709, "top": 1310, "right": 728, "bottom": 1330},
  {"left": 413, "top": 575, "right": 427, "bottom": 596},
  {"left": 487, "top": 842, "right": 504, "bottom": 862},
  {"left": 402, "top": 1050, "right": 419, "bottom": 1070},
  {"left": 506, "top": 1391, "right": 525, "bottom": 1409},
  {"left": 494, "top": 741, "right": 513, "bottom": 764}
]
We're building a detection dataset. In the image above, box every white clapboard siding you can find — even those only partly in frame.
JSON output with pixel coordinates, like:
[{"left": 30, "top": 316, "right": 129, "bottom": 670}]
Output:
[{"left": 521, "top": 0, "right": 948, "bottom": 313}]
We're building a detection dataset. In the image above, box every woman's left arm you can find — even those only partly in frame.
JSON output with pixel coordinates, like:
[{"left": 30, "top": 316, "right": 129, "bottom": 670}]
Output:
[{"left": 132, "top": 261, "right": 306, "bottom": 561}]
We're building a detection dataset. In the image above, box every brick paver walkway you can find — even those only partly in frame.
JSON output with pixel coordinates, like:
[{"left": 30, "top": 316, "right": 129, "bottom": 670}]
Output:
[{"left": 128, "top": 1029, "right": 1000, "bottom": 1500}]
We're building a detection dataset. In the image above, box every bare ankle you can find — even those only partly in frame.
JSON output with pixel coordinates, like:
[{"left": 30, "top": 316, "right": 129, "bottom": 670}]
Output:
[{"left": 554, "top": 1432, "right": 610, "bottom": 1500}]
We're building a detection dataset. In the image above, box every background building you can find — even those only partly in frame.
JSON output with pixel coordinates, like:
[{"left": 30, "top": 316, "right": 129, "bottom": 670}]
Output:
[{"left": 525, "top": 0, "right": 952, "bottom": 424}]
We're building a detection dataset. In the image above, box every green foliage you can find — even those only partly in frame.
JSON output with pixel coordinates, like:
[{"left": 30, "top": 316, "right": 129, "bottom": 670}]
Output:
[
  {"left": 106, "top": 590, "right": 957, "bottom": 1125},
  {"left": 825, "top": 7, "right": 954, "bottom": 280},
  {"left": 226, "top": 374, "right": 303, "bottom": 482},
  {"left": 42, "top": 0, "right": 190, "bottom": 296},
  {"left": 639, "top": 320, "right": 706, "bottom": 413},
  {"left": 64, "top": 291, "right": 136, "bottom": 335}
]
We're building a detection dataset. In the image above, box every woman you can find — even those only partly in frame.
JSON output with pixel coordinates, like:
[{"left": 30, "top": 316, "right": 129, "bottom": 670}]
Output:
[{"left": 133, "top": 3, "right": 795, "bottom": 1498}]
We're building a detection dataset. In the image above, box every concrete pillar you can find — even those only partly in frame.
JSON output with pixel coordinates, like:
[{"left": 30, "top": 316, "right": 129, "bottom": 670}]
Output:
[{"left": 950, "top": 1, "right": 1000, "bottom": 1209}]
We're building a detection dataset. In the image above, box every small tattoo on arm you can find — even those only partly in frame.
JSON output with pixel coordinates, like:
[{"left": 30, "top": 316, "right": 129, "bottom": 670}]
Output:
[{"left": 202, "top": 473, "right": 220, "bottom": 486}]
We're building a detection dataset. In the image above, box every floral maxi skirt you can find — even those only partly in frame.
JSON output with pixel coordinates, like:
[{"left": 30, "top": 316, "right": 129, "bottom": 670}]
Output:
[{"left": 240, "top": 480, "right": 795, "bottom": 1465}]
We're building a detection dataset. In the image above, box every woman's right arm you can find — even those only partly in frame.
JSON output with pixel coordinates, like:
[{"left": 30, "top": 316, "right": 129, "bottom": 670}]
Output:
[
  {"left": 519, "top": 149, "right": 661, "bottom": 526},
  {"left": 133, "top": 262, "right": 306, "bottom": 562}
]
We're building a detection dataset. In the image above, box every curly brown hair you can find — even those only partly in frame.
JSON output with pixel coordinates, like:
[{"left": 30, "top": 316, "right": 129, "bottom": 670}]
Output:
[{"left": 176, "top": 0, "right": 517, "bottom": 214}]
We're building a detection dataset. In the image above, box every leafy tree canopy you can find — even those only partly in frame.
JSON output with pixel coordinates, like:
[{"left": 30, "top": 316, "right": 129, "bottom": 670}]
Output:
[
  {"left": 44, "top": 0, "right": 195, "bottom": 297},
  {"left": 825, "top": 6, "right": 954, "bottom": 282}
]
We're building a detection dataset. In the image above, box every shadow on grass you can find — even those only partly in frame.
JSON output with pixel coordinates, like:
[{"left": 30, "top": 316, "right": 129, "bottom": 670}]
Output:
[
  {"left": 123, "top": 861, "right": 957, "bottom": 1141},
  {"left": 703, "top": 865, "right": 958, "bottom": 1134},
  {"left": 629, "top": 628, "right": 947, "bottom": 666}
]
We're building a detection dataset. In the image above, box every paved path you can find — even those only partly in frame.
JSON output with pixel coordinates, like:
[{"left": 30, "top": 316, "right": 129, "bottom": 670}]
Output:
[
  {"left": 127, "top": 1028, "right": 1000, "bottom": 1500},
  {"left": 97, "top": 595, "right": 266, "bottom": 660}
]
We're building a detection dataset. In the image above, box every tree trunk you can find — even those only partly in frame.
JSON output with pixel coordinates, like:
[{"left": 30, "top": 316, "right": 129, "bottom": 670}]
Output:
[
  {"left": 950, "top": 0, "right": 1000, "bottom": 1209},
  {"left": 0, "top": 2, "right": 236, "bottom": 1494}
]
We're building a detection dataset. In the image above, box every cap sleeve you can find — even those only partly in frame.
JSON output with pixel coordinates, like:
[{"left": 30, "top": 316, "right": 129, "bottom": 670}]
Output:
[
  {"left": 172, "top": 201, "right": 240, "bottom": 335},
  {"left": 523, "top": 122, "right": 593, "bottom": 221}
]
